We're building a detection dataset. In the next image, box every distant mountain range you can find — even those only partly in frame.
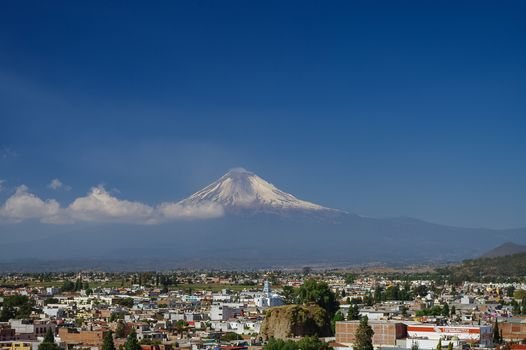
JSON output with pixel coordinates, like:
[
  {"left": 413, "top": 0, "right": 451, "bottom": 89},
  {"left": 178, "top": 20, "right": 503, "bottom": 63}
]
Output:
[
  {"left": 1, "top": 168, "right": 525, "bottom": 271},
  {"left": 481, "top": 242, "right": 526, "bottom": 258}
]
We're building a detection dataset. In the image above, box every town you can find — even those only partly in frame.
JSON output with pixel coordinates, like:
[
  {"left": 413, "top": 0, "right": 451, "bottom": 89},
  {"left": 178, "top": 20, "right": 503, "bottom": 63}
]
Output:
[{"left": 1, "top": 269, "right": 525, "bottom": 350}]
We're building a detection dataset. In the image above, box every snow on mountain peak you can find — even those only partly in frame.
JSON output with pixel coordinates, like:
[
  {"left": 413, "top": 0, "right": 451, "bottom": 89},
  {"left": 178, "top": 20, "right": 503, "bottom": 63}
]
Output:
[{"left": 178, "top": 168, "right": 334, "bottom": 213}]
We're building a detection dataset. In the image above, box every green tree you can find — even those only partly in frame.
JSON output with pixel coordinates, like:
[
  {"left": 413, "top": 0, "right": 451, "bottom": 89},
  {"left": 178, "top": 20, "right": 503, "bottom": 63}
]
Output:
[
  {"left": 348, "top": 304, "right": 360, "bottom": 320},
  {"left": 411, "top": 341, "right": 419, "bottom": 350},
  {"left": 118, "top": 298, "right": 134, "bottom": 308},
  {"left": 61, "top": 280, "right": 75, "bottom": 292},
  {"left": 296, "top": 336, "right": 332, "bottom": 350},
  {"left": 44, "top": 298, "right": 59, "bottom": 305},
  {"left": 263, "top": 337, "right": 331, "bottom": 350},
  {"left": 363, "top": 293, "right": 374, "bottom": 307},
  {"left": 2, "top": 295, "right": 34, "bottom": 319},
  {"left": 344, "top": 274, "right": 356, "bottom": 285},
  {"left": 0, "top": 305, "right": 15, "bottom": 322},
  {"left": 282, "top": 286, "right": 297, "bottom": 305},
  {"left": 38, "top": 329, "right": 62, "bottom": 350},
  {"left": 441, "top": 303, "right": 450, "bottom": 317},
  {"left": 102, "top": 331, "right": 116, "bottom": 350},
  {"left": 125, "top": 331, "right": 141, "bottom": 350},
  {"left": 115, "top": 321, "right": 126, "bottom": 338},
  {"left": 373, "top": 286, "right": 382, "bottom": 303},
  {"left": 74, "top": 279, "right": 83, "bottom": 291},
  {"left": 400, "top": 306, "right": 408, "bottom": 317},
  {"left": 43, "top": 328, "right": 55, "bottom": 343},
  {"left": 447, "top": 342, "right": 453, "bottom": 350},
  {"left": 436, "top": 340, "right": 442, "bottom": 350},
  {"left": 297, "top": 279, "right": 339, "bottom": 318},
  {"left": 354, "top": 316, "right": 374, "bottom": 350},
  {"left": 221, "top": 332, "right": 243, "bottom": 341}
]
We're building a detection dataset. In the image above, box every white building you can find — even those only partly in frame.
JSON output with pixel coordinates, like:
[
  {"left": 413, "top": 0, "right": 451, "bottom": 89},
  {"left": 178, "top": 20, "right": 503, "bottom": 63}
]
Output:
[{"left": 407, "top": 324, "right": 493, "bottom": 347}]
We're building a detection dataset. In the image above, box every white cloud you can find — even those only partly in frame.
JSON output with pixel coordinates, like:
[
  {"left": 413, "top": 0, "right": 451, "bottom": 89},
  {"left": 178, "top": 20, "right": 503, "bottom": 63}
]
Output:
[
  {"left": 48, "top": 179, "right": 62, "bottom": 190},
  {"left": 0, "top": 185, "right": 62, "bottom": 223},
  {"left": 0, "top": 184, "right": 225, "bottom": 225},
  {"left": 48, "top": 178, "right": 71, "bottom": 191},
  {"left": 67, "top": 185, "right": 154, "bottom": 224}
]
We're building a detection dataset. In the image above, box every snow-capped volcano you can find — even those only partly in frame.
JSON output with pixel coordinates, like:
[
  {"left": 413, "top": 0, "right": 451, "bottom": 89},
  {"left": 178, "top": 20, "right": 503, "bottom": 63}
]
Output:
[{"left": 178, "top": 168, "right": 337, "bottom": 214}]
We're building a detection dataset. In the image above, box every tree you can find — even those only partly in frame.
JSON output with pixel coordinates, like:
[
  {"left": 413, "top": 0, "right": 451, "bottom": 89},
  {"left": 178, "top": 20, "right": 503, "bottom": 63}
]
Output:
[
  {"left": 102, "top": 331, "right": 116, "bottom": 350},
  {"left": 411, "top": 341, "right": 419, "bottom": 350},
  {"left": 125, "top": 331, "right": 141, "bottom": 350},
  {"left": 282, "top": 285, "right": 297, "bottom": 305},
  {"left": 115, "top": 321, "right": 126, "bottom": 338},
  {"left": 61, "top": 280, "right": 75, "bottom": 292},
  {"left": 118, "top": 298, "right": 134, "bottom": 308},
  {"left": 345, "top": 274, "right": 356, "bottom": 285},
  {"left": 373, "top": 286, "right": 382, "bottom": 303},
  {"left": 400, "top": 306, "right": 408, "bottom": 317},
  {"left": 0, "top": 305, "right": 15, "bottom": 322},
  {"left": 44, "top": 298, "right": 59, "bottom": 305},
  {"left": 442, "top": 303, "right": 450, "bottom": 317},
  {"left": 74, "top": 279, "right": 83, "bottom": 291},
  {"left": 363, "top": 293, "right": 374, "bottom": 307},
  {"left": 348, "top": 304, "right": 360, "bottom": 320},
  {"left": 1, "top": 295, "right": 34, "bottom": 320},
  {"left": 221, "top": 332, "right": 243, "bottom": 341},
  {"left": 296, "top": 336, "right": 332, "bottom": 350},
  {"left": 354, "top": 316, "right": 374, "bottom": 350},
  {"left": 38, "top": 329, "right": 62, "bottom": 350},
  {"left": 263, "top": 336, "right": 331, "bottom": 350},
  {"left": 493, "top": 319, "right": 501, "bottom": 344},
  {"left": 447, "top": 342, "right": 453, "bottom": 350},
  {"left": 436, "top": 340, "right": 442, "bottom": 350},
  {"left": 43, "top": 329, "right": 55, "bottom": 343},
  {"left": 297, "top": 279, "right": 339, "bottom": 318}
]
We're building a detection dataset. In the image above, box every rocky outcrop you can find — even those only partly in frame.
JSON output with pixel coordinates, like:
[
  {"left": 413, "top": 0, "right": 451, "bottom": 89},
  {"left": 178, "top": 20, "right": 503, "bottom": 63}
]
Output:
[{"left": 259, "top": 304, "right": 332, "bottom": 339}]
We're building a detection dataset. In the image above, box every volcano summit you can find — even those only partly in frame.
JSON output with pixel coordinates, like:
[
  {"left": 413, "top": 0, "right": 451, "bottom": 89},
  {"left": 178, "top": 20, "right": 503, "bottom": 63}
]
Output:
[{"left": 178, "top": 168, "right": 339, "bottom": 215}]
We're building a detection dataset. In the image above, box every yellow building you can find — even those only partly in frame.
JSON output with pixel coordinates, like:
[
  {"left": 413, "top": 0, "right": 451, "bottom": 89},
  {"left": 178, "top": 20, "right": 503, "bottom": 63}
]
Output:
[{"left": 0, "top": 342, "right": 32, "bottom": 350}]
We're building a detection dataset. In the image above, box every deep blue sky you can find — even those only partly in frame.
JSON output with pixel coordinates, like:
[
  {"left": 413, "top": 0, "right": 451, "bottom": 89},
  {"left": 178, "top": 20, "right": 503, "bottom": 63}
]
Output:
[{"left": 1, "top": 1, "right": 525, "bottom": 228}]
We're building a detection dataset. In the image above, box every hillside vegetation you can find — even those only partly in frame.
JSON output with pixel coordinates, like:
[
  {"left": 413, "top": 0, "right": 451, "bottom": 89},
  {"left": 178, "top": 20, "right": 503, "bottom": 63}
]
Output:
[{"left": 437, "top": 252, "right": 526, "bottom": 283}]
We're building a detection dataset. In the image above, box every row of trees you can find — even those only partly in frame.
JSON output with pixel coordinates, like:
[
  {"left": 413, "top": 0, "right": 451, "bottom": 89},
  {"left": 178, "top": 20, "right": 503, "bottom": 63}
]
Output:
[
  {"left": 61, "top": 279, "right": 90, "bottom": 292},
  {"left": 416, "top": 303, "right": 454, "bottom": 317},
  {"left": 373, "top": 284, "right": 413, "bottom": 302}
]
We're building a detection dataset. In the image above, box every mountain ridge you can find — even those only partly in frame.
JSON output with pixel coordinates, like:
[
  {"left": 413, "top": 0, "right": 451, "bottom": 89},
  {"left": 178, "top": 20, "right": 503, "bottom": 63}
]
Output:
[
  {"left": 1, "top": 168, "right": 526, "bottom": 270},
  {"left": 480, "top": 242, "right": 526, "bottom": 258}
]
